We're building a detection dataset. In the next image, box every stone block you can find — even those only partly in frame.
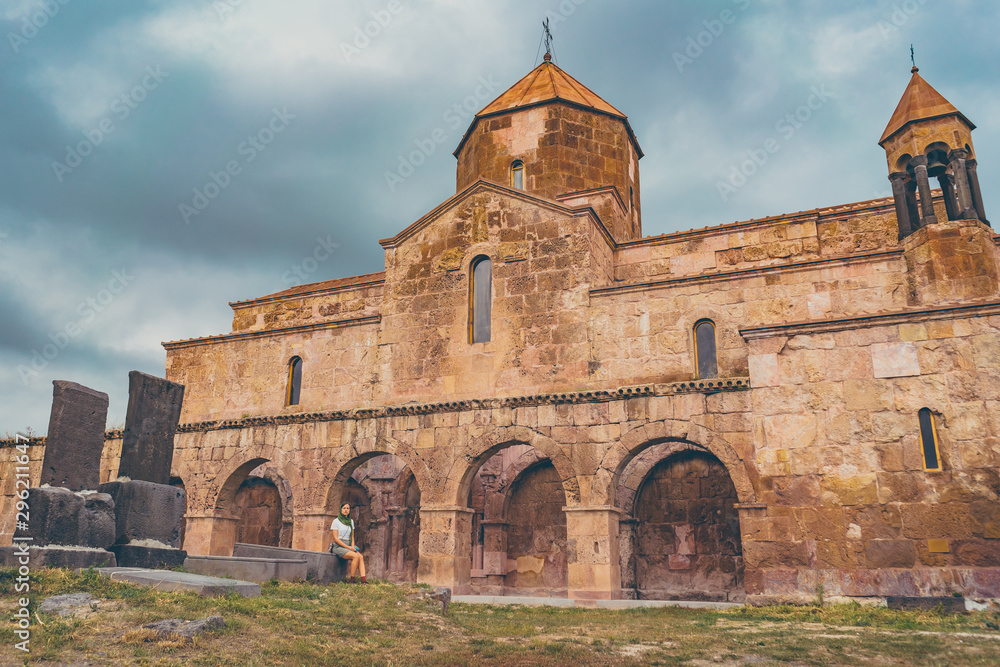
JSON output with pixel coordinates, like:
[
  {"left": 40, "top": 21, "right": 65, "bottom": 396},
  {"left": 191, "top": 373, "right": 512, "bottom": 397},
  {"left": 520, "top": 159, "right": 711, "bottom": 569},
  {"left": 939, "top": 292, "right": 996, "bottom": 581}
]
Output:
[
  {"left": 15, "top": 487, "right": 115, "bottom": 548},
  {"left": 865, "top": 540, "right": 917, "bottom": 568},
  {"left": 40, "top": 380, "right": 109, "bottom": 491},
  {"left": 118, "top": 371, "right": 185, "bottom": 485},
  {"left": 233, "top": 543, "right": 346, "bottom": 583},
  {"left": 98, "top": 480, "right": 185, "bottom": 548},
  {"left": 184, "top": 554, "right": 308, "bottom": 582},
  {"left": 871, "top": 342, "right": 921, "bottom": 379},
  {"left": 109, "top": 544, "right": 187, "bottom": 569},
  {"left": 96, "top": 567, "right": 260, "bottom": 597},
  {"left": 0, "top": 546, "right": 115, "bottom": 569}
]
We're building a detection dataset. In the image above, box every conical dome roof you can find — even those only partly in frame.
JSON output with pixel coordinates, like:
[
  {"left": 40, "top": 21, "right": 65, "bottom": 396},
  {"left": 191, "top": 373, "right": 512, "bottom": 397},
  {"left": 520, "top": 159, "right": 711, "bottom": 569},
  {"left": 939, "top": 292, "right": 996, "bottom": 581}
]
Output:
[
  {"left": 879, "top": 67, "right": 974, "bottom": 145},
  {"left": 455, "top": 54, "right": 641, "bottom": 157},
  {"left": 477, "top": 53, "right": 627, "bottom": 119}
]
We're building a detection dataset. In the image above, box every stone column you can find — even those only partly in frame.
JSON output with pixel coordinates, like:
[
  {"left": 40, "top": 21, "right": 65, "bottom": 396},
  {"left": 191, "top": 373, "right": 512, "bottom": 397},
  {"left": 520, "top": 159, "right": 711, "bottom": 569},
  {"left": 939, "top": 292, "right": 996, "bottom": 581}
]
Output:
[
  {"left": 564, "top": 505, "right": 621, "bottom": 602},
  {"left": 936, "top": 173, "right": 960, "bottom": 221},
  {"left": 904, "top": 180, "right": 921, "bottom": 231},
  {"left": 183, "top": 514, "right": 238, "bottom": 556},
  {"left": 734, "top": 503, "right": 768, "bottom": 603},
  {"left": 966, "top": 159, "right": 989, "bottom": 225},
  {"left": 909, "top": 155, "right": 938, "bottom": 226},
  {"left": 480, "top": 520, "right": 508, "bottom": 576},
  {"left": 618, "top": 517, "right": 638, "bottom": 600},
  {"left": 417, "top": 506, "right": 474, "bottom": 593},
  {"left": 889, "top": 172, "right": 914, "bottom": 240},
  {"left": 948, "top": 148, "right": 979, "bottom": 220},
  {"left": 293, "top": 511, "right": 334, "bottom": 552}
]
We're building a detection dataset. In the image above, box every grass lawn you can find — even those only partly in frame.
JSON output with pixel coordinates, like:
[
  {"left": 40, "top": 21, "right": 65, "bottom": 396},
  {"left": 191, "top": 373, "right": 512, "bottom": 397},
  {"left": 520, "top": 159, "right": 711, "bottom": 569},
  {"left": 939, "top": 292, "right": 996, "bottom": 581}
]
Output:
[{"left": 1, "top": 568, "right": 999, "bottom": 666}]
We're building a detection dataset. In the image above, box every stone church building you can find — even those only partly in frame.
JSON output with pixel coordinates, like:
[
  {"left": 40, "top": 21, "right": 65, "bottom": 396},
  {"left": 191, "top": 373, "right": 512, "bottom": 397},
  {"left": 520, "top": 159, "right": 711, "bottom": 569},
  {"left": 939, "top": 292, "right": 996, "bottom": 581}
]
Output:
[{"left": 158, "top": 56, "right": 999, "bottom": 604}]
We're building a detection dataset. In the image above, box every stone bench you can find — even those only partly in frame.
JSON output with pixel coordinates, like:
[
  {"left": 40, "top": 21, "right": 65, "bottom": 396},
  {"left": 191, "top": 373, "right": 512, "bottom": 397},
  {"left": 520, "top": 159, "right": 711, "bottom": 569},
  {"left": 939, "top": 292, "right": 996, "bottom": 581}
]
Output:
[
  {"left": 183, "top": 554, "right": 308, "bottom": 583},
  {"left": 232, "top": 543, "right": 346, "bottom": 583}
]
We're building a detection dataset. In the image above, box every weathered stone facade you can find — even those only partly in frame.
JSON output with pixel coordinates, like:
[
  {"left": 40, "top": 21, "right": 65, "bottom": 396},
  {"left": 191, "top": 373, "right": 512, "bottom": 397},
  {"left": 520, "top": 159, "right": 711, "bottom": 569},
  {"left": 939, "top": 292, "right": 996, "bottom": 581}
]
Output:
[{"left": 3, "top": 60, "right": 998, "bottom": 604}]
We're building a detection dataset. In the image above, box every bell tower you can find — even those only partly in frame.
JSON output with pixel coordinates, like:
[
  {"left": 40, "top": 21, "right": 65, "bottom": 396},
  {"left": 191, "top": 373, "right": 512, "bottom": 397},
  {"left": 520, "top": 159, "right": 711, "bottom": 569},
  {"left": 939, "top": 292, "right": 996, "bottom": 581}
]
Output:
[{"left": 879, "top": 65, "right": 989, "bottom": 240}]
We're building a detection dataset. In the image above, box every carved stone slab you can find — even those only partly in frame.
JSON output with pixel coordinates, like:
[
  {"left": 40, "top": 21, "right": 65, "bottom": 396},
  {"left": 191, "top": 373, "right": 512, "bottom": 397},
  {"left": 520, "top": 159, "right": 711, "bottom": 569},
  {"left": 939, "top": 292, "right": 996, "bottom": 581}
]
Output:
[
  {"left": 41, "top": 380, "right": 109, "bottom": 491},
  {"left": 118, "top": 371, "right": 185, "bottom": 485}
]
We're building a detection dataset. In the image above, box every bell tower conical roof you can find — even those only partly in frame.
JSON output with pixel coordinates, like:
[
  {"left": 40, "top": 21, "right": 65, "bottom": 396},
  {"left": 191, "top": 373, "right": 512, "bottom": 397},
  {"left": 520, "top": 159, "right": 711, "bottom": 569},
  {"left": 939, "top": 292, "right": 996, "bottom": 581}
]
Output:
[{"left": 879, "top": 66, "right": 975, "bottom": 145}]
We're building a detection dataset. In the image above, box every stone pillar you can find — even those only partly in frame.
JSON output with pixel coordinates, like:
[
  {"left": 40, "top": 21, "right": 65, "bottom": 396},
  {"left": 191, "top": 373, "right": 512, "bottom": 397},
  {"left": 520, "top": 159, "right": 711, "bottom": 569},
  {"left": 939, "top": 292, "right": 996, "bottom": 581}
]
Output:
[
  {"left": 41, "top": 380, "right": 109, "bottom": 491},
  {"left": 480, "top": 520, "right": 508, "bottom": 576},
  {"left": 118, "top": 371, "right": 184, "bottom": 485},
  {"left": 966, "top": 159, "right": 989, "bottom": 225},
  {"left": 183, "top": 515, "right": 238, "bottom": 556},
  {"left": 936, "top": 173, "right": 960, "bottom": 222},
  {"left": 909, "top": 155, "right": 938, "bottom": 226},
  {"left": 948, "top": 148, "right": 979, "bottom": 220},
  {"left": 618, "top": 517, "right": 638, "bottom": 600},
  {"left": 417, "top": 506, "right": 474, "bottom": 594},
  {"left": 564, "top": 505, "right": 621, "bottom": 602},
  {"left": 293, "top": 512, "right": 333, "bottom": 552},
  {"left": 889, "top": 172, "right": 914, "bottom": 240},
  {"left": 904, "top": 180, "right": 921, "bottom": 231},
  {"left": 735, "top": 503, "right": 768, "bottom": 603}
]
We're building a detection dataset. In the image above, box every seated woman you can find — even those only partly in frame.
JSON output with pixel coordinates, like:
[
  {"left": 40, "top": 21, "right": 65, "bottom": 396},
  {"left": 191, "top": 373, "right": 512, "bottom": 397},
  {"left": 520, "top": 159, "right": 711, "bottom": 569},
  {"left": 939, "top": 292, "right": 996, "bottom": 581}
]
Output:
[{"left": 330, "top": 502, "right": 367, "bottom": 584}]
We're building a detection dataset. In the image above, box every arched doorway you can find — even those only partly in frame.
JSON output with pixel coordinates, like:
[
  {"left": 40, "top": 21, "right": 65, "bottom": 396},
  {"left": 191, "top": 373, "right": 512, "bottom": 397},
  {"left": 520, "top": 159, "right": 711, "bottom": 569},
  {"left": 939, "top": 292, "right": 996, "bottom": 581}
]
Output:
[
  {"left": 232, "top": 462, "right": 293, "bottom": 548},
  {"left": 621, "top": 447, "right": 744, "bottom": 602},
  {"left": 329, "top": 453, "right": 421, "bottom": 582},
  {"left": 468, "top": 444, "right": 568, "bottom": 597}
]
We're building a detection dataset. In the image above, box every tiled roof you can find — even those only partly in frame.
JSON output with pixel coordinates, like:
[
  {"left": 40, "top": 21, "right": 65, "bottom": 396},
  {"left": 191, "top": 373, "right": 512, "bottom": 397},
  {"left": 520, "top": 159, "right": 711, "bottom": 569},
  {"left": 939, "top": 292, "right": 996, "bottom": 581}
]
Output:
[
  {"left": 880, "top": 67, "right": 974, "bottom": 144},
  {"left": 476, "top": 53, "right": 626, "bottom": 119}
]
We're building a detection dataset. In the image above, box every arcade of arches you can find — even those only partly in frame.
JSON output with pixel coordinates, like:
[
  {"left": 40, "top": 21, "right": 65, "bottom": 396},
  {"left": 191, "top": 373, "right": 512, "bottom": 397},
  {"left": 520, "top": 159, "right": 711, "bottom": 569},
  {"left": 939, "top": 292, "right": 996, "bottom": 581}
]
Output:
[{"left": 168, "top": 399, "right": 757, "bottom": 601}]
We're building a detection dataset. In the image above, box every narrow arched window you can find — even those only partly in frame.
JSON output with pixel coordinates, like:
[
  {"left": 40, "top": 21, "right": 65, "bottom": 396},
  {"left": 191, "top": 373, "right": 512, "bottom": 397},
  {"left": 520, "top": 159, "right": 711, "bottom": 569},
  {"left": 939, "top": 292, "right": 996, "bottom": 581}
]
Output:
[
  {"left": 918, "top": 408, "right": 942, "bottom": 471},
  {"left": 694, "top": 320, "right": 718, "bottom": 379},
  {"left": 286, "top": 356, "right": 302, "bottom": 406},
  {"left": 470, "top": 256, "right": 492, "bottom": 343},
  {"left": 510, "top": 160, "right": 524, "bottom": 190}
]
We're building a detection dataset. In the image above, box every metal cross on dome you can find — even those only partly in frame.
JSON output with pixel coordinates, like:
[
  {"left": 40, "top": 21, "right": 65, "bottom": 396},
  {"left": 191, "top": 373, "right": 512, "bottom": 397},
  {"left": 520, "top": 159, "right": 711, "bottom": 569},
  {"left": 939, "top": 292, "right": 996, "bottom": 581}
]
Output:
[{"left": 543, "top": 18, "right": 553, "bottom": 57}]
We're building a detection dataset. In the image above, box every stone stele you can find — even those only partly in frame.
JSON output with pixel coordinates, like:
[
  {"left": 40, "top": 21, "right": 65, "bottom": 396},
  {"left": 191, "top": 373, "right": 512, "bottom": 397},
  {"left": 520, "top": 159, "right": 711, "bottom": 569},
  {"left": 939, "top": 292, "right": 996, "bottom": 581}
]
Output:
[
  {"left": 40, "top": 380, "right": 109, "bottom": 491},
  {"left": 117, "top": 370, "right": 185, "bottom": 485}
]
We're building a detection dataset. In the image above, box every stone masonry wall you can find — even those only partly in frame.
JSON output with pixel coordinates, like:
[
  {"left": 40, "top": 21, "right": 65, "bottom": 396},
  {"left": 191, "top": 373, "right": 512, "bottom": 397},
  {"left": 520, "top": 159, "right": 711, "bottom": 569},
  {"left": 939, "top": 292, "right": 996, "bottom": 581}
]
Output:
[{"left": 456, "top": 103, "right": 641, "bottom": 242}]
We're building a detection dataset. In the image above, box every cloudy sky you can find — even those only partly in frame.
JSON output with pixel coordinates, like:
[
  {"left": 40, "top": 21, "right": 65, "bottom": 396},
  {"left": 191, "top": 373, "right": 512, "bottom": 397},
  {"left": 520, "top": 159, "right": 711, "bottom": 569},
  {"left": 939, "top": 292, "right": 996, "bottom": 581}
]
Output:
[{"left": 2, "top": 0, "right": 998, "bottom": 435}]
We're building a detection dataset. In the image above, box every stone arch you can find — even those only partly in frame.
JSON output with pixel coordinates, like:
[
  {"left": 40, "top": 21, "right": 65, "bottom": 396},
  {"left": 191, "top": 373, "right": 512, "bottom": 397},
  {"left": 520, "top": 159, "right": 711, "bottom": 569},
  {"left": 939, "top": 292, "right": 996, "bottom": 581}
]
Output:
[
  {"left": 211, "top": 443, "right": 301, "bottom": 517},
  {"left": 491, "top": 448, "right": 550, "bottom": 521},
  {"left": 448, "top": 425, "right": 579, "bottom": 507},
  {"left": 324, "top": 448, "right": 424, "bottom": 582},
  {"left": 613, "top": 441, "right": 695, "bottom": 515},
  {"left": 320, "top": 436, "right": 433, "bottom": 515},
  {"left": 237, "top": 462, "right": 295, "bottom": 548},
  {"left": 627, "top": 448, "right": 745, "bottom": 602},
  {"left": 595, "top": 420, "right": 758, "bottom": 507}
]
